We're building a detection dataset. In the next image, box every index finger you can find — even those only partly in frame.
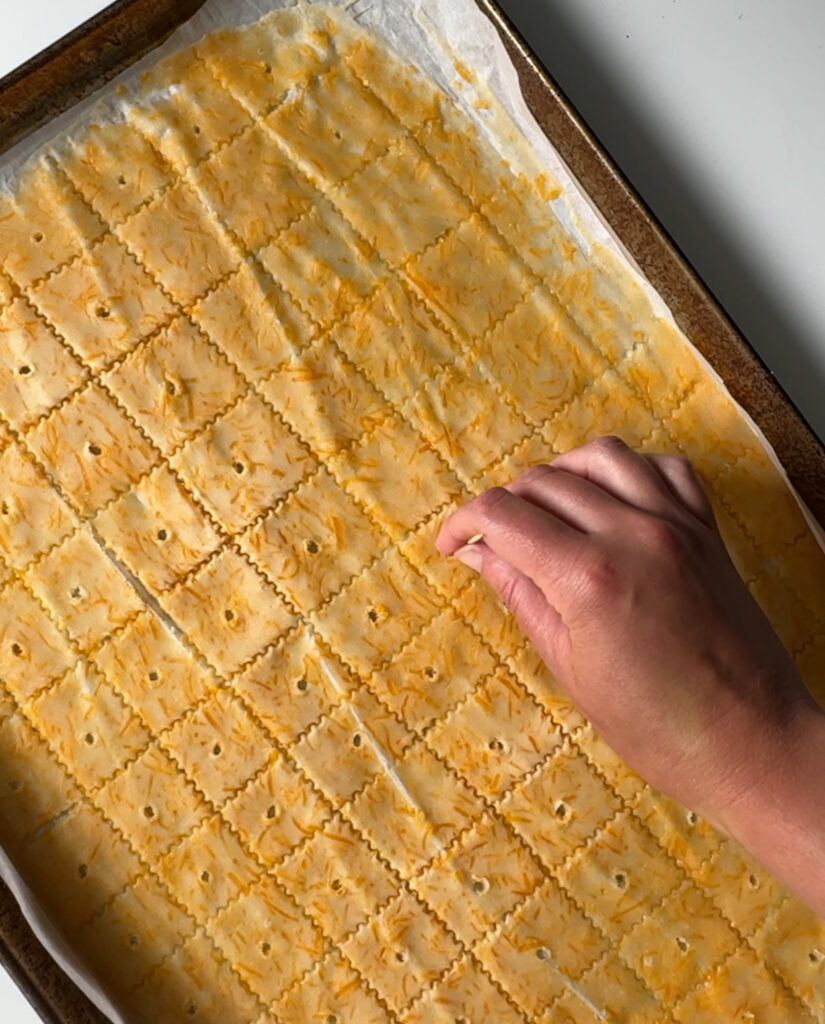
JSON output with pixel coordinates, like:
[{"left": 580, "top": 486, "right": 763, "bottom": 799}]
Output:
[{"left": 436, "top": 486, "right": 584, "bottom": 598}]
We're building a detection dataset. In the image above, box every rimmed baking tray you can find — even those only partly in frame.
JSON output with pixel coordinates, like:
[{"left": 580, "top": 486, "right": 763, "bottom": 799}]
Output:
[{"left": 2, "top": 1, "right": 824, "bottom": 1021}]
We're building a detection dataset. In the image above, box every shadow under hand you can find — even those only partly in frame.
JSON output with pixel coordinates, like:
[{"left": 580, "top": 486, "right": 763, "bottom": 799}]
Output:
[{"left": 496, "top": 0, "right": 825, "bottom": 443}]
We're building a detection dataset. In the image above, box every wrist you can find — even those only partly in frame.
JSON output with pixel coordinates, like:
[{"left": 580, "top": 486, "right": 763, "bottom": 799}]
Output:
[{"left": 711, "top": 697, "right": 825, "bottom": 918}]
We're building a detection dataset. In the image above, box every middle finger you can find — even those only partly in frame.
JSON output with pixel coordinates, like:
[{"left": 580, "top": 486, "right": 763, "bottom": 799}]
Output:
[{"left": 507, "top": 462, "right": 637, "bottom": 533}]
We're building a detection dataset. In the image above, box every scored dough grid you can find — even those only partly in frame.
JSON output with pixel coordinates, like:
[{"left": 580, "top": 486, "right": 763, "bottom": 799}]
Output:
[
  {"left": 1, "top": 6, "right": 824, "bottom": 1023},
  {"left": 0, "top": 77, "right": 806, "bottom": 1024}
]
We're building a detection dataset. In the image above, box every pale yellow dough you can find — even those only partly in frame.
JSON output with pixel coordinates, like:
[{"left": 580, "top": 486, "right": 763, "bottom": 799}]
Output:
[{"left": 0, "top": 4, "right": 824, "bottom": 1023}]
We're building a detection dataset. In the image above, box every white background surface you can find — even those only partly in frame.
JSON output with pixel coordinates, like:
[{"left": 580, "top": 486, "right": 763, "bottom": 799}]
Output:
[
  {"left": 0, "top": 963, "right": 39, "bottom": 1024},
  {"left": 1, "top": 1, "right": 825, "bottom": 1020}
]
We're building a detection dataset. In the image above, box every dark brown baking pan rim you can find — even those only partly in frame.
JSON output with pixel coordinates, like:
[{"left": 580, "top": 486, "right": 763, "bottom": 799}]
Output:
[{"left": 1, "top": 2, "right": 824, "bottom": 1022}]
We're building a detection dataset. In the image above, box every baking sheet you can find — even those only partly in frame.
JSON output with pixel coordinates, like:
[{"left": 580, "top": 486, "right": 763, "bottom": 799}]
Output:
[{"left": 1, "top": 0, "right": 824, "bottom": 1020}]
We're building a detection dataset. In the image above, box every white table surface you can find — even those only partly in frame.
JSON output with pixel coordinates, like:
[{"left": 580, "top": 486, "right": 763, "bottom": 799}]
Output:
[{"left": 1, "top": 1, "right": 825, "bottom": 1021}]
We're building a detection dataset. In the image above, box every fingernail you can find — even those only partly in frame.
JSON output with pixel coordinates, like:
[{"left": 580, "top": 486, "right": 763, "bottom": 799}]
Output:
[{"left": 454, "top": 544, "right": 483, "bottom": 573}]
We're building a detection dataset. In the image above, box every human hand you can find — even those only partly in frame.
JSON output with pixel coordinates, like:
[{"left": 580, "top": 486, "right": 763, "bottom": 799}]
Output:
[{"left": 436, "top": 436, "right": 819, "bottom": 829}]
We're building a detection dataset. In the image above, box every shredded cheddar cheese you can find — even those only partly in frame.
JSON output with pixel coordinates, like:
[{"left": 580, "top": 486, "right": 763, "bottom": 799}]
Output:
[{"left": 0, "top": 4, "right": 824, "bottom": 1022}]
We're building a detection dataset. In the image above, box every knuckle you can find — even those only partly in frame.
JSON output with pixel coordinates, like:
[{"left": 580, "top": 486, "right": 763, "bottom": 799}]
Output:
[
  {"left": 518, "top": 462, "right": 553, "bottom": 487},
  {"left": 638, "top": 515, "right": 684, "bottom": 558},
  {"left": 591, "top": 434, "right": 629, "bottom": 459},
  {"left": 667, "top": 456, "right": 712, "bottom": 504},
  {"left": 474, "top": 486, "right": 512, "bottom": 519},
  {"left": 494, "top": 572, "right": 542, "bottom": 627},
  {"left": 576, "top": 549, "right": 620, "bottom": 603},
  {"left": 598, "top": 434, "right": 628, "bottom": 450},
  {"left": 496, "top": 572, "right": 525, "bottom": 613},
  {"left": 667, "top": 454, "right": 697, "bottom": 478}
]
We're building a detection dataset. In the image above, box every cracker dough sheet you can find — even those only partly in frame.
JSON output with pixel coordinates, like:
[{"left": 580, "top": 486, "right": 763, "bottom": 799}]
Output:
[{"left": 1, "top": 4, "right": 825, "bottom": 1023}]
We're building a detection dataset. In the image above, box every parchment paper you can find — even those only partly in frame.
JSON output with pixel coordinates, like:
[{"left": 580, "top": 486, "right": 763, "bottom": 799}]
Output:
[{"left": 1, "top": 1, "right": 823, "bottom": 1019}]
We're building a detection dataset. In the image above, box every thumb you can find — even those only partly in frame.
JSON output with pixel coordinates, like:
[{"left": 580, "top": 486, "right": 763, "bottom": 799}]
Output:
[{"left": 454, "top": 542, "right": 565, "bottom": 674}]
